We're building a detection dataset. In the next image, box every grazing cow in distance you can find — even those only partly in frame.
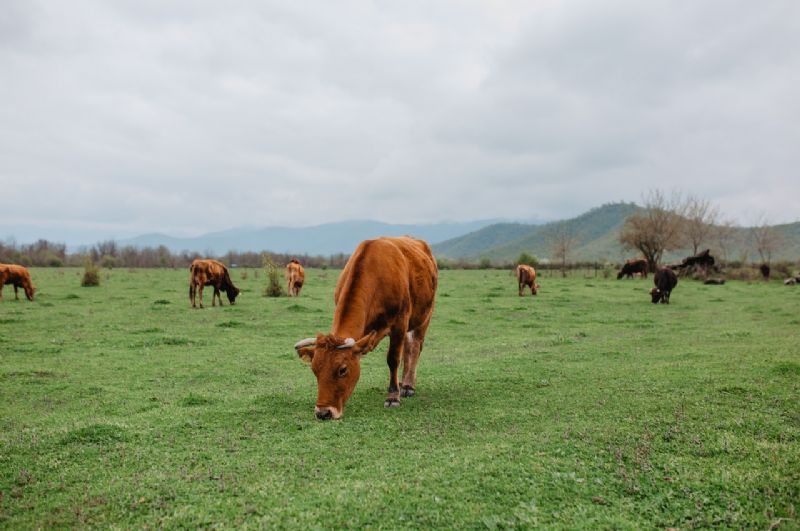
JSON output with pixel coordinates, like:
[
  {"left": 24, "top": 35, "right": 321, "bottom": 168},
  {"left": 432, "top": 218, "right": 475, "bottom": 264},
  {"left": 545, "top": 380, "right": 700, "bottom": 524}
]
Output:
[
  {"left": 189, "top": 259, "right": 240, "bottom": 308},
  {"left": 285, "top": 259, "right": 305, "bottom": 297},
  {"left": 672, "top": 249, "right": 716, "bottom": 277},
  {"left": 0, "top": 264, "right": 36, "bottom": 301},
  {"left": 617, "top": 259, "right": 648, "bottom": 279},
  {"left": 516, "top": 264, "right": 540, "bottom": 296},
  {"left": 650, "top": 267, "right": 678, "bottom": 304},
  {"left": 704, "top": 278, "right": 725, "bottom": 285},
  {"left": 759, "top": 263, "right": 770, "bottom": 280},
  {"left": 294, "top": 236, "right": 438, "bottom": 420}
]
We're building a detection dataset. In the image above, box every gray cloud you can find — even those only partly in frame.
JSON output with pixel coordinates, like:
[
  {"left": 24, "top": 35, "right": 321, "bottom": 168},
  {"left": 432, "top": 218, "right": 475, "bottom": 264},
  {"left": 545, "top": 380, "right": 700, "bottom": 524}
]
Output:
[{"left": 2, "top": 0, "right": 798, "bottom": 240}]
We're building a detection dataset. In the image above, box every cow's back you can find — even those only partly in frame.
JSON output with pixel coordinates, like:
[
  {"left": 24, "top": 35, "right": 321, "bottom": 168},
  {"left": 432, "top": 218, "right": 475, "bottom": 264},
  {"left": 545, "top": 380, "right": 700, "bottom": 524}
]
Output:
[
  {"left": 334, "top": 237, "right": 437, "bottom": 332},
  {"left": 4, "top": 265, "right": 31, "bottom": 284},
  {"left": 191, "top": 259, "right": 226, "bottom": 283},
  {"left": 655, "top": 267, "right": 678, "bottom": 290},
  {"left": 517, "top": 264, "right": 535, "bottom": 286}
]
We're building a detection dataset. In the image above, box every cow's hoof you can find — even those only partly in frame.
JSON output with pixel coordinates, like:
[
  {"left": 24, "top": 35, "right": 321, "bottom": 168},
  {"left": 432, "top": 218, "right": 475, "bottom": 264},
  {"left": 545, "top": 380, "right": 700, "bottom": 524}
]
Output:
[
  {"left": 384, "top": 399, "right": 401, "bottom": 408},
  {"left": 400, "top": 387, "right": 415, "bottom": 398}
]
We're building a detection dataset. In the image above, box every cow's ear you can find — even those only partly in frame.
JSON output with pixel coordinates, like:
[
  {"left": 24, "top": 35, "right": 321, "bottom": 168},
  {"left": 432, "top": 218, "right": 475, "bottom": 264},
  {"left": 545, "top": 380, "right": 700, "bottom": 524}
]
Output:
[
  {"left": 351, "top": 331, "right": 378, "bottom": 357},
  {"left": 294, "top": 337, "right": 317, "bottom": 364},
  {"left": 297, "top": 346, "right": 314, "bottom": 363}
]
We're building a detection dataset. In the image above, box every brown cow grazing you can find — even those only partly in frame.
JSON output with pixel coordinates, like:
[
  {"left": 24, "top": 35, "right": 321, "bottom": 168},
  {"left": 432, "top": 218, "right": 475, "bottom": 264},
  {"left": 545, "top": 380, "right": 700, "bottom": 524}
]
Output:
[
  {"left": 516, "top": 264, "right": 540, "bottom": 296},
  {"left": 650, "top": 267, "right": 678, "bottom": 304},
  {"left": 0, "top": 264, "right": 36, "bottom": 301},
  {"left": 294, "top": 236, "right": 437, "bottom": 420},
  {"left": 189, "top": 259, "right": 240, "bottom": 308},
  {"left": 617, "top": 258, "right": 648, "bottom": 279},
  {"left": 285, "top": 259, "right": 305, "bottom": 297}
]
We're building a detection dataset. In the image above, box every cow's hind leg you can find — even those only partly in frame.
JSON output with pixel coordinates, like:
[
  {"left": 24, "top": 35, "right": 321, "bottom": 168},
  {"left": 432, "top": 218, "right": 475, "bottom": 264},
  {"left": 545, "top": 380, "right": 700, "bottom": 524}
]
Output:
[
  {"left": 14, "top": 285, "right": 19, "bottom": 300},
  {"left": 401, "top": 313, "right": 432, "bottom": 398},
  {"left": 385, "top": 329, "right": 406, "bottom": 408},
  {"left": 198, "top": 285, "right": 205, "bottom": 308}
]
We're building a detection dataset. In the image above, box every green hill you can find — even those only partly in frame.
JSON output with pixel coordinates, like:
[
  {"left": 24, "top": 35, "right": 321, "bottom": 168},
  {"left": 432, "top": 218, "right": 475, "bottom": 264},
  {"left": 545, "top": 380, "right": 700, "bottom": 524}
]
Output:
[{"left": 433, "top": 203, "right": 800, "bottom": 264}]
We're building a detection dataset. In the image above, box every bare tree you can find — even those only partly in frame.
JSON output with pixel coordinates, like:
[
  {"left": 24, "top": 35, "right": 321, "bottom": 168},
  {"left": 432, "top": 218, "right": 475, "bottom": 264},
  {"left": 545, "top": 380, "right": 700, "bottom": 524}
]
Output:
[
  {"left": 714, "top": 218, "right": 739, "bottom": 267},
  {"left": 684, "top": 196, "right": 719, "bottom": 255},
  {"left": 545, "top": 223, "right": 579, "bottom": 277},
  {"left": 750, "top": 215, "right": 782, "bottom": 265},
  {"left": 619, "top": 189, "right": 686, "bottom": 272}
]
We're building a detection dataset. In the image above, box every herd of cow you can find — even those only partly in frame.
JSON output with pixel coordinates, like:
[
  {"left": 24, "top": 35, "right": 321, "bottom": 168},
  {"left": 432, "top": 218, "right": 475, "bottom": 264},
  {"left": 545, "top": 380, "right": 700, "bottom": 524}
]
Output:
[{"left": 0, "top": 238, "right": 780, "bottom": 419}]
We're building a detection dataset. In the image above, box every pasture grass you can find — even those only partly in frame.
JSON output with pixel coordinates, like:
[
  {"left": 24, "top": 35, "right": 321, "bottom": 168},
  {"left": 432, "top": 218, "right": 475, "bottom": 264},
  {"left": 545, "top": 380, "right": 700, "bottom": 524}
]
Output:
[{"left": 0, "top": 268, "right": 798, "bottom": 528}]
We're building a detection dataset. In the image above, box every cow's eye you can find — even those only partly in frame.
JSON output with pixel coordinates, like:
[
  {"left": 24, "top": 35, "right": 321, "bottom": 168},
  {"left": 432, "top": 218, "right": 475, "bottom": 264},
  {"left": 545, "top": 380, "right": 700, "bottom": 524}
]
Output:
[{"left": 337, "top": 366, "right": 348, "bottom": 377}]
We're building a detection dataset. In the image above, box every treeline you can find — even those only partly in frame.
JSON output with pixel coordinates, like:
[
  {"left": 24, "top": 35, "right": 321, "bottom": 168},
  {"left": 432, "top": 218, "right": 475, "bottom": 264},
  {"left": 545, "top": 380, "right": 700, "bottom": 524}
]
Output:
[{"left": 0, "top": 239, "right": 349, "bottom": 269}]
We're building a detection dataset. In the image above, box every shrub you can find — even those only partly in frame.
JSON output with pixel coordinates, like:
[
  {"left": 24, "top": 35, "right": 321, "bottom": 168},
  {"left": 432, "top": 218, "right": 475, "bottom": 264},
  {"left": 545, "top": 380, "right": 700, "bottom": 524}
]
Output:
[
  {"left": 437, "top": 258, "right": 453, "bottom": 270},
  {"left": 478, "top": 257, "right": 492, "bottom": 269},
  {"left": 101, "top": 255, "right": 118, "bottom": 269},
  {"left": 516, "top": 252, "right": 539, "bottom": 267},
  {"left": 240, "top": 270, "right": 249, "bottom": 280},
  {"left": 262, "top": 256, "right": 284, "bottom": 297},
  {"left": 81, "top": 259, "right": 100, "bottom": 287}
]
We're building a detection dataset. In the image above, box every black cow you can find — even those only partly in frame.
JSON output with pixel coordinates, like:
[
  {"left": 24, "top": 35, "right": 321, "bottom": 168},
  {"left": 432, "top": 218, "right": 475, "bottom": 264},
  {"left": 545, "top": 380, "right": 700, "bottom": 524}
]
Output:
[
  {"left": 617, "top": 259, "right": 648, "bottom": 279},
  {"left": 650, "top": 267, "right": 678, "bottom": 304},
  {"left": 759, "top": 263, "right": 770, "bottom": 280}
]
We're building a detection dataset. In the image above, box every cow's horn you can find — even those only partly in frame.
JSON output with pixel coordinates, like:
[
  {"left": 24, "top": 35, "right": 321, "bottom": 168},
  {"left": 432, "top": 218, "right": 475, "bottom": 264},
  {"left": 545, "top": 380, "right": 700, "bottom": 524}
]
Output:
[
  {"left": 337, "top": 338, "right": 356, "bottom": 349},
  {"left": 294, "top": 338, "right": 316, "bottom": 350}
]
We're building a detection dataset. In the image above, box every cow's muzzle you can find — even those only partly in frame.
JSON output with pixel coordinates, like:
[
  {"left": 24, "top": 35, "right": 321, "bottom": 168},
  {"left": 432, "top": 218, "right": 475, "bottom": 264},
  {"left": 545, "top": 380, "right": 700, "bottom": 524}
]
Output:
[{"left": 314, "top": 406, "right": 340, "bottom": 420}]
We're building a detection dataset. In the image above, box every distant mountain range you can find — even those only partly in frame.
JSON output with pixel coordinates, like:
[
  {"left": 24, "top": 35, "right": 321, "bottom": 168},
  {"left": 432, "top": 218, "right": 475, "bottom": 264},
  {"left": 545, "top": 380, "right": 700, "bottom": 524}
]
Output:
[
  {"left": 433, "top": 203, "right": 800, "bottom": 263},
  {"left": 116, "top": 219, "right": 504, "bottom": 256},
  {"left": 7, "top": 204, "right": 799, "bottom": 261}
]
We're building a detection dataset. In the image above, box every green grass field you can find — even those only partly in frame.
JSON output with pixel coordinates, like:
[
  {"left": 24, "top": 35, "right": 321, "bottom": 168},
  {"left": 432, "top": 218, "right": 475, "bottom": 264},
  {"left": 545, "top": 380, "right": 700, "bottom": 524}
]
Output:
[{"left": 1, "top": 268, "right": 798, "bottom": 528}]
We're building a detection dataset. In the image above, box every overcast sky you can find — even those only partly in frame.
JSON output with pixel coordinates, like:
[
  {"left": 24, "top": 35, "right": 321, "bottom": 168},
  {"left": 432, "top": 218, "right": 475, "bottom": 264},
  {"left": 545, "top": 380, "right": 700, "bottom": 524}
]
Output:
[{"left": 2, "top": 0, "right": 799, "bottom": 239}]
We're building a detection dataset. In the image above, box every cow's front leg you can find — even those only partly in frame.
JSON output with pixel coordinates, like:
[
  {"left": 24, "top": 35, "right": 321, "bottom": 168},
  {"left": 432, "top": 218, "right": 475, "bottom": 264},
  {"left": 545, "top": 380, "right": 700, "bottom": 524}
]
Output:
[
  {"left": 198, "top": 285, "right": 205, "bottom": 308},
  {"left": 385, "top": 330, "right": 405, "bottom": 408},
  {"left": 14, "top": 285, "right": 19, "bottom": 300}
]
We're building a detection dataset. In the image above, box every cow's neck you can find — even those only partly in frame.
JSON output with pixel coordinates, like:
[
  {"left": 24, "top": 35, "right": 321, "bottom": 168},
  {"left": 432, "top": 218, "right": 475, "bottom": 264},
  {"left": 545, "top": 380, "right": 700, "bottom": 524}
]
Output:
[
  {"left": 331, "top": 287, "right": 374, "bottom": 341},
  {"left": 331, "top": 307, "right": 368, "bottom": 341}
]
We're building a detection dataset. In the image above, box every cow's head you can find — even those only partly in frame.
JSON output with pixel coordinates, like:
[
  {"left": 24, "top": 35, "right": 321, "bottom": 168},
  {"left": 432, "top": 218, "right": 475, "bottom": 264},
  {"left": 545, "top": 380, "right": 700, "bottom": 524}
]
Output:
[
  {"left": 532, "top": 283, "right": 541, "bottom": 295},
  {"left": 26, "top": 285, "right": 35, "bottom": 301},
  {"left": 225, "top": 286, "right": 240, "bottom": 304},
  {"left": 294, "top": 331, "right": 377, "bottom": 420},
  {"left": 649, "top": 287, "right": 660, "bottom": 304}
]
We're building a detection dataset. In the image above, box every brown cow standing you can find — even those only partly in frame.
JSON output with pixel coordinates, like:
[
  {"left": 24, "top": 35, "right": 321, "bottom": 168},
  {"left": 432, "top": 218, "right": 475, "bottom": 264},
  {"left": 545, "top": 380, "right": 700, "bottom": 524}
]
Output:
[
  {"left": 617, "top": 259, "right": 648, "bottom": 279},
  {"left": 650, "top": 267, "right": 678, "bottom": 304},
  {"left": 285, "top": 259, "right": 305, "bottom": 297},
  {"left": 294, "top": 236, "right": 438, "bottom": 420},
  {"left": 0, "top": 264, "right": 36, "bottom": 301},
  {"left": 516, "top": 264, "right": 540, "bottom": 296},
  {"left": 189, "top": 259, "right": 240, "bottom": 308}
]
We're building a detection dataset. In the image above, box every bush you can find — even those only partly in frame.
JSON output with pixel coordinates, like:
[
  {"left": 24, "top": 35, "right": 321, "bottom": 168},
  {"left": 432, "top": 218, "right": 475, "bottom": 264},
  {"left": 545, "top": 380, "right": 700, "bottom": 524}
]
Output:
[
  {"left": 240, "top": 270, "right": 249, "bottom": 280},
  {"left": 101, "top": 255, "right": 118, "bottom": 269},
  {"left": 478, "top": 257, "right": 492, "bottom": 269},
  {"left": 262, "top": 256, "right": 284, "bottom": 297},
  {"left": 47, "top": 256, "right": 63, "bottom": 267},
  {"left": 81, "top": 259, "right": 101, "bottom": 287},
  {"left": 516, "top": 252, "right": 539, "bottom": 267},
  {"left": 726, "top": 267, "right": 759, "bottom": 281}
]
